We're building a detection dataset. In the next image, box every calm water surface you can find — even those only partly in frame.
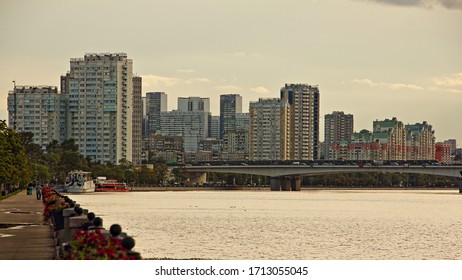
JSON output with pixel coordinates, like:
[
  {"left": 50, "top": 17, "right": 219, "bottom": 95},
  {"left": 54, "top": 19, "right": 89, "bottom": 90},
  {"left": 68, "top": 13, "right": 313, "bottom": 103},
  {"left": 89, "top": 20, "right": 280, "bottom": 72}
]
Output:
[{"left": 69, "top": 190, "right": 462, "bottom": 260}]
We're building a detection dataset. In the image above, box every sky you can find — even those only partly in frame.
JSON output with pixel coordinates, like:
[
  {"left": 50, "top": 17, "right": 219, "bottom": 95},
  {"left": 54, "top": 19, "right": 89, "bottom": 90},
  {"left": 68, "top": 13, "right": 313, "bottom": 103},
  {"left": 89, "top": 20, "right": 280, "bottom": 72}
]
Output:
[{"left": 0, "top": 0, "right": 461, "bottom": 144}]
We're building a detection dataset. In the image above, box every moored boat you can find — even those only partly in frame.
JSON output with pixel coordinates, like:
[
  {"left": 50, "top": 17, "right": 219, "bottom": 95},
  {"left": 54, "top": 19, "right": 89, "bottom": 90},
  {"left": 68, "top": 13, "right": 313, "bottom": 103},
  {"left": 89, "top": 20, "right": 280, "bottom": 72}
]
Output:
[
  {"left": 95, "top": 177, "right": 129, "bottom": 192},
  {"left": 64, "top": 170, "right": 95, "bottom": 193}
]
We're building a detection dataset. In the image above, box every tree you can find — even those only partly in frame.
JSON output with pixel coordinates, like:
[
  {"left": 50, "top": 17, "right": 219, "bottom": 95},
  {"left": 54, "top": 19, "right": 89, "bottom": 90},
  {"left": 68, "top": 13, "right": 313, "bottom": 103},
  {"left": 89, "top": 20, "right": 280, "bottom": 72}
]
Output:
[
  {"left": 60, "top": 139, "right": 79, "bottom": 153},
  {"left": 46, "top": 140, "right": 60, "bottom": 153},
  {"left": 153, "top": 163, "right": 169, "bottom": 185},
  {"left": 20, "top": 132, "right": 42, "bottom": 164},
  {"left": 118, "top": 158, "right": 134, "bottom": 170},
  {"left": 30, "top": 163, "right": 52, "bottom": 183},
  {"left": 0, "top": 120, "right": 30, "bottom": 185},
  {"left": 55, "top": 139, "right": 89, "bottom": 182},
  {"left": 171, "top": 167, "right": 188, "bottom": 185}
]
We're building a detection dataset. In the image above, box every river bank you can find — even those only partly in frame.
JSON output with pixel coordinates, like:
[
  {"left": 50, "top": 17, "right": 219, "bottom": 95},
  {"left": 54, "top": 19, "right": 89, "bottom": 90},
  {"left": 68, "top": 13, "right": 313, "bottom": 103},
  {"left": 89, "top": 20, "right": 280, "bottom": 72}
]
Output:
[{"left": 128, "top": 185, "right": 460, "bottom": 192}]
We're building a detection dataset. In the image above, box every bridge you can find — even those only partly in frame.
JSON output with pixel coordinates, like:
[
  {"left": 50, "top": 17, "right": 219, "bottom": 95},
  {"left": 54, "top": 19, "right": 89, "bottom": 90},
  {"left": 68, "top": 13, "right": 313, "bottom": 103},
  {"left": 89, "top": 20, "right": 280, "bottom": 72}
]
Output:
[{"left": 178, "top": 165, "right": 462, "bottom": 192}]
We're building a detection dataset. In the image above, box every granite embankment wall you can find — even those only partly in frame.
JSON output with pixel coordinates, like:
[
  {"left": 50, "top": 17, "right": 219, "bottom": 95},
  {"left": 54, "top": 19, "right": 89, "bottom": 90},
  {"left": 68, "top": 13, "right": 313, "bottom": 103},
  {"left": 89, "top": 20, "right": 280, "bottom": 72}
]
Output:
[
  {"left": 129, "top": 185, "right": 269, "bottom": 191},
  {"left": 128, "top": 185, "right": 460, "bottom": 192},
  {"left": 43, "top": 187, "right": 141, "bottom": 259}
]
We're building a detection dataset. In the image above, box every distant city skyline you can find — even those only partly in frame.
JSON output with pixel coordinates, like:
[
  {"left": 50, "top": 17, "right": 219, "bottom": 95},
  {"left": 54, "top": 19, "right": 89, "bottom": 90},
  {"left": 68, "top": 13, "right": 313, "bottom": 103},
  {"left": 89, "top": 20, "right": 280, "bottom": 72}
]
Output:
[
  {"left": 7, "top": 74, "right": 457, "bottom": 163},
  {"left": 1, "top": 0, "right": 461, "bottom": 143}
]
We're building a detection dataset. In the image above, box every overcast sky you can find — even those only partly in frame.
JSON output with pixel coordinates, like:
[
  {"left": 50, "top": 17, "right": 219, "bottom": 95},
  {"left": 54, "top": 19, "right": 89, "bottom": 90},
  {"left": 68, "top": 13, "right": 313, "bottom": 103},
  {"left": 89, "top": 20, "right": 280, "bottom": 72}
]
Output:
[{"left": 0, "top": 0, "right": 461, "bottom": 143}]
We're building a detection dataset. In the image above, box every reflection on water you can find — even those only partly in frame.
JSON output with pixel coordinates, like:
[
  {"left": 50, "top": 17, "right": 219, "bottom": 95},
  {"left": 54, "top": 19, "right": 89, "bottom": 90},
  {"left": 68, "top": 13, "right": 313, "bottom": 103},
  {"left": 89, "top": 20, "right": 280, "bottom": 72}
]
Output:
[{"left": 69, "top": 190, "right": 462, "bottom": 260}]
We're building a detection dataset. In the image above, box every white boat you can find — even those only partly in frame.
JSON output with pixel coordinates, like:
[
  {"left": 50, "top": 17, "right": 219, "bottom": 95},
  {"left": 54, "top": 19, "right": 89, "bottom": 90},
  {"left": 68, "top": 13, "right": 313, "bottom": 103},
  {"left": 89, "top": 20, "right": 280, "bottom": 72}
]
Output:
[{"left": 64, "top": 171, "right": 95, "bottom": 193}]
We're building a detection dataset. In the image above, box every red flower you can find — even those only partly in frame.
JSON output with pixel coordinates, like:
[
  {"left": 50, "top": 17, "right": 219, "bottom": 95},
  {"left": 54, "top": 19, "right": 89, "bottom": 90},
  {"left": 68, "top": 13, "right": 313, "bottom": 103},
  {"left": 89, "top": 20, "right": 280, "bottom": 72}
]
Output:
[{"left": 63, "top": 229, "right": 137, "bottom": 260}]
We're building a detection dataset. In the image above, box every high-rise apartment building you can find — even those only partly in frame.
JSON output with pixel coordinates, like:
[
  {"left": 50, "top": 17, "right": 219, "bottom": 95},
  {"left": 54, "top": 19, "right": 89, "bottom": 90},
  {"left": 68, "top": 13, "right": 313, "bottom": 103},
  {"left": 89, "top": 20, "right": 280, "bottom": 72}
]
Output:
[
  {"left": 330, "top": 119, "right": 437, "bottom": 162},
  {"left": 223, "top": 130, "right": 248, "bottom": 155},
  {"left": 324, "top": 111, "right": 353, "bottom": 160},
  {"left": 210, "top": 116, "right": 220, "bottom": 139},
  {"left": 142, "top": 96, "right": 147, "bottom": 136},
  {"left": 198, "top": 138, "right": 222, "bottom": 153},
  {"left": 444, "top": 139, "right": 457, "bottom": 155},
  {"left": 281, "top": 84, "right": 320, "bottom": 160},
  {"left": 373, "top": 117, "right": 406, "bottom": 160},
  {"left": 348, "top": 129, "right": 381, "bottom": 160},
  {"left": 63, "top": 53, "right": 134, "bottom": 164},
  {"left": 143, "top": 134, "right": 183, "bottom": 152},
  {"left": 178, "top": 96, "right": 210, "bottom": 112},
  {"left": 156, "top": 96, "right": 212, "bottom": 152},
  {"left": 145, "top": 92, "right": 167, "bottom": 135},
  {"left": 436, "top": 142, "right": 452, "bottom": 164},
  {"left": 235, "top": 112, "right": 250, "bottom": 132},
  {"left": 405, "top": 121, "right": 435, "bottom": 161},
  {"left": 132, "top": 76, "right": 142, "bottom": 164},
  {"left": 249, "top": 98, "right": 291, "bottom": 160},
  {"left": 222, "top": 112, "right": 250, "bottom": 157},
  {"left": 160, "top": 110, "right": 210, "bottom": 152},
  {"left": 220, "top": 94, "right": 242, "bottom": 139},
  {"left": 7, "top": 85, "right": 62, "bottom": 149}
]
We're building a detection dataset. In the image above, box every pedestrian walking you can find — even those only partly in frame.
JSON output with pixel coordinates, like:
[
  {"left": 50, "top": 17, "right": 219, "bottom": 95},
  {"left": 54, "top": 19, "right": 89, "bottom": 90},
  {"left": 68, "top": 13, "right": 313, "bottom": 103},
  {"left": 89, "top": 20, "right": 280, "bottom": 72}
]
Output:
[
  {"left": 27, "top": 183, "right": 33, "bottom": 195},
  {"left": 35, "top": 184, "right": 42, "bottom": 200}
]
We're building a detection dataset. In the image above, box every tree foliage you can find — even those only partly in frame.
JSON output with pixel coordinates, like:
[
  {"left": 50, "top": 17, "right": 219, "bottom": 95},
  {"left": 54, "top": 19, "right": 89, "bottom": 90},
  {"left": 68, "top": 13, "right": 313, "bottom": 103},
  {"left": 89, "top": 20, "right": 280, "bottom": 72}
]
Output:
[
  {"left": 302, "top": 172, "right": 457, "bottom": 188},
  {"left": 0, "top": 120, "right": 30, "bottom": 185}
]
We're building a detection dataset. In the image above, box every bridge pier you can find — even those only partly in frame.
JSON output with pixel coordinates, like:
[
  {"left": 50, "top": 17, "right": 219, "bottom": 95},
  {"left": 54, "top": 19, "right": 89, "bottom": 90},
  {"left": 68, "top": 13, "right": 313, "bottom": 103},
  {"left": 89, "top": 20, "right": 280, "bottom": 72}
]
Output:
[
  {"left": 186, "top": 172, "right": 207, "bottom": 186},
  {"left": 270, "top": 178, "right": 281, "bottom": 191},
  {"left": 291, "top": 177, "right": 301, "bottom": 191},
  {"left": 270, "top": 177, "right": 301, "bottom": 191}
]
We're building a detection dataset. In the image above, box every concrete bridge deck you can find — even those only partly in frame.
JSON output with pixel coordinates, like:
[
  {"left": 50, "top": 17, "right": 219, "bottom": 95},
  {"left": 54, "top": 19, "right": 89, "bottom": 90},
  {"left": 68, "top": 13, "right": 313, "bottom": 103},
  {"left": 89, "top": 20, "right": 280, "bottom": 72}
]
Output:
[
  {"left": 182, "top": 165, "right": 462, "bottom": 178},
  {"left": 180, "top": 165, "right": 462, "bottom": 191}
]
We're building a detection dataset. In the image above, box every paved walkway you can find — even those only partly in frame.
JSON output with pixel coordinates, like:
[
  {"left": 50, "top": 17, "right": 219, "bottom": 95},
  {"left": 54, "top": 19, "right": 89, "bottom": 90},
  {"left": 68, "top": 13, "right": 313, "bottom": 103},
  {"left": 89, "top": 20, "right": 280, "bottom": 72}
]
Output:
[{"left": 0, "top": 190, "right": 56, "bottom": 260}]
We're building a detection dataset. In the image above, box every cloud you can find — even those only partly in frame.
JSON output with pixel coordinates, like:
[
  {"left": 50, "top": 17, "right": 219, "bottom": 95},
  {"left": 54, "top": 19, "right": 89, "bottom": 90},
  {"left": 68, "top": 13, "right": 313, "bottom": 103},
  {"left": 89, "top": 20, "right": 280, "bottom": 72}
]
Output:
[
  {"left": 184, "top": 78, "right": 211, "bottom": 84},
  {"left": 250, "top": 86, "right": 270, "bottom": 94},
  {"left": 356, "top": 0, "right": 462, "bottom": 9},
  {"left": 352, "top": 78, "right": 376, "bottom": 87},
  {"left": 429, "top": 86, "right": 462, "bottom": 93},
  {"left": 433, "top": 72, "right": 462, "bottom": 87},
  {"left": 225, "top": 52, "right": 261, "bottom": 59},
  {"left": 441, "top": 0, "right": 462, "bottom": 9},
  {"left": 443, "top": 89, "right": 462, "bottom": 93},
  {"left": 193, "top": 78, "right": 211, "bottom": 82},
  {"left": 353, "top": 74, "right": 462, "bottom": 93},
  {"left": 387, "top": 83, "right": 424, "bottom": 90},
  {"left": 213, "top": 85, "right": 243, "bottom": 93},
  {"left": 142, "top": 74, "right": 181, "bottom": 88},
  {"left": 352, "top": 78, "right": 424, "bottom": 90},
  {"left": 141, "top": 75, "right": 211, "bottom": 88},
  {"left": 177, "top": 69, "right": 196, "bottom": 73}
]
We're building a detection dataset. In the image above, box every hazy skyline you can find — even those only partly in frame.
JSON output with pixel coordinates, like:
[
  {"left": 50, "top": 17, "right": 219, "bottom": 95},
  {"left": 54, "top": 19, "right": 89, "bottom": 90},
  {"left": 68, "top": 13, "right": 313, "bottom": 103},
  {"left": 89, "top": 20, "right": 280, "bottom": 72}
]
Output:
[{"left": 1, "top": 0, "right": 461, "bottom": 143}]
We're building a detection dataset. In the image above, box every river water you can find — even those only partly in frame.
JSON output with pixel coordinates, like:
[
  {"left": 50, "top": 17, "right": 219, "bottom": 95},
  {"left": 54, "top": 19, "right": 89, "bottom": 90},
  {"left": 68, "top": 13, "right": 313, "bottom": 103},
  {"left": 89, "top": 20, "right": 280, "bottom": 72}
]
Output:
[{"left": 68, "top": 189, "right": 462, "bottom": 260}]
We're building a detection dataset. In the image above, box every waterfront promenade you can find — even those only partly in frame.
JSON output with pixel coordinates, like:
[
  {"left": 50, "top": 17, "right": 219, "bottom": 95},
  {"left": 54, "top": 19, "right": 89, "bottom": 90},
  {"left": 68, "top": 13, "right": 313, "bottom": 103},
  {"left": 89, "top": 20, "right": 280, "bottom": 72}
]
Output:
[{"left": 0, "top": 191, "right": 56, "bottom": 260}]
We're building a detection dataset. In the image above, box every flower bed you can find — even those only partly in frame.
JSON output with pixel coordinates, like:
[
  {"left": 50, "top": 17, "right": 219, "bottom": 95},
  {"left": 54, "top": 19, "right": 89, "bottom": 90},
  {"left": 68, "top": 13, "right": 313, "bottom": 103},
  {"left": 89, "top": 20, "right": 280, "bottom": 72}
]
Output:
[
  {"left": 63, "top": 229, "right": 135, "bottom": 260},
  {"left": 41, "top": 186, "right": 141, "bottom": 260},
  {"left": 42, "top": 187, "right": 69, "bottom": 220}
]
